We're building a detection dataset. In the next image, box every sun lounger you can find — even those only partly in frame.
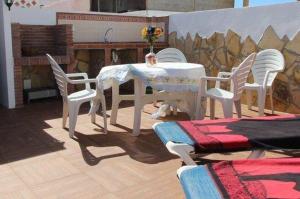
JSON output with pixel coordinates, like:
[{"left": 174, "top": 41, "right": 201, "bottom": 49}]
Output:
[
  {"left": 177, "top": 158, "right": 300, "bottom": 199},
  {"left": 153, "top": 114, "right": 300, "bottom": 165}
]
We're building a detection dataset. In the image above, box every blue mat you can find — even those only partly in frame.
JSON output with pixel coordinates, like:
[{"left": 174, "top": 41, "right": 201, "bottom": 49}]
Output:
[
  {"left": 179, "top": 166, "right": 222, "bottom": 199},
  {"left": 153, "top": 122, "right": 194, "bottom": 145}
]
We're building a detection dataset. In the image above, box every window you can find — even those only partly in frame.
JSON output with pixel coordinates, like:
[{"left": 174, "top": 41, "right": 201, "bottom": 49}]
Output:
[{"left": 90, "top": 0, "right": 146, "bottom": 13}]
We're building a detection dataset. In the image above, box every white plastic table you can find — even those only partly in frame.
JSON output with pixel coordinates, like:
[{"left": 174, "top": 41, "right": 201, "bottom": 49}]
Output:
[{"left": 91, "top": 62, "right": 206, "bottom": 136}]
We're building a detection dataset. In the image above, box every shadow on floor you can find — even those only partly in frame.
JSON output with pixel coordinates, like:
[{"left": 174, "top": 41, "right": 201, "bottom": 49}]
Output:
[{"left": 0, "top": 98, "right": 180, "bottom": 165}]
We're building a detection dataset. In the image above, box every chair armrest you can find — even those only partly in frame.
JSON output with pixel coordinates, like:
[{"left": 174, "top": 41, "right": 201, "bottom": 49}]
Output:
[
  {"left": 66, "top": 73, "right": 89, "bottom": 79},
  {"left": 68, "top": 78, "right": 97, "bottom": 84},
  {"left": 66, "top": 72, "right": 96, "bottom": 90},
  {"left": 217, "top": 72, "right": 232, "bottom": 78},
  {"left": 197, "top": 76, "right": 231, "bottom": 98},
  {"left": 269, "top": 69, "right": 283, "bottom": 73},
  {"left": 216, "top": 72, "right": 232, "bottom": 88},
  {"left": 201, "top": 76, "right": 231, "bottom": 82},
  {"left": 231, "top": 67, "right": 238, "bottom": 72},
  {"left": 262, "top": 69, "right": 283, "bottom": 89}
]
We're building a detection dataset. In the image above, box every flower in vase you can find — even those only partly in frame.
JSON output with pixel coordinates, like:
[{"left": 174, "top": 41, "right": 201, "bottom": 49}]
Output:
[{"left": 141, "top": 26, "right": 164, "bottom": 45}]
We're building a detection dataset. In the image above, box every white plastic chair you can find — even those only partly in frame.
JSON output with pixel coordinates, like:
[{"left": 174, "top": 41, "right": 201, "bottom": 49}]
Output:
[
  {"left": 196, "top": 53, "right": 256, "bottom": 119},
  {"left": 47, "top": 54, "right": 107, "bottom": 138},
  {"left": 156, "top": 48, "right": 187, "bottom": 63},
  {"left": 245, "top": 49, "right": 285, "bottom": 116},
  {"left": 154, "top": 48, "right": 188, "bottom": 116}
]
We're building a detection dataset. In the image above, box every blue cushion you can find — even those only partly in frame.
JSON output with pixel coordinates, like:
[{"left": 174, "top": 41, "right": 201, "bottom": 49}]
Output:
[
  {"left": 153, "top": 122, "right": 195, "bottom": 145},
  {"left": 180, "top": 166, "right": 222, "bottom": 199}
]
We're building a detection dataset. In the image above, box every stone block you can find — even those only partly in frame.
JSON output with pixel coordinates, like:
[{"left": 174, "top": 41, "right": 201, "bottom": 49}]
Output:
[
  {"left": 281, "top": 35, "right": 290, "bottom": 45},
  {"left": 273, "top": 79, "right": 291, "bottom": 105},
  {"left": 286, "top": 104, "right": 300, "bottom": 114},
  {"left": 185, "top": 33, "right": 193, "bottom": 55},
  {"left": 190, "top": 52, "right": 200, "bottom": 64},
  {"left": 176, "top": 37, "right": 185, "bottom": 53},
  {"left": 215, "top": 48, "right": 227, "bottom": 66},
  {"left": 209, "top": 65, "right": 219, "bottom": 77},
  {"left": 193, "top": 33, "right": 202, "bottom": 50},
  {"left": 282, "top": 49, "right": 298, "bottom": 70},
  {"left": 199, "top": 49, "right": 211, "bottom": 67},
  {"left": 208, "top": 32, "right": 225, "bottom": 49},
  {"left": 168, "top": 32, "right": 177, "bottom": 47},
  {"left": 241, "top": 36, "right": 257, "bottom": 57},
  {"left": 291, "top": 89, "right": 300, "bottom": 109},
  {"left": 201, "top": 38, "right": 209, "bottom": 49},
  {"left": 276, "top": 73, "right": 289, "bottom": 84},
  {"left": 293, "top": 64, "right": 300, "bottom": 84},
  {"left": 285, "top": 62, "right": 299, "bottom": 77},
  {"left": 285, "top": 32, "right": 300, "bottom": 55},
  {"left": 225, "top": 29, "right": 241, "bottom": 56},
  {"left": 258, "top": 26, "right": 285, "bottom": 51}
]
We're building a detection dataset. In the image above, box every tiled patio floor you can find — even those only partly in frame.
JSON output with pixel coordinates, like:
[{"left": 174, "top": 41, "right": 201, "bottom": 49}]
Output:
[{"left": 0, "top": 99, "right": 293, "bottom": 198}]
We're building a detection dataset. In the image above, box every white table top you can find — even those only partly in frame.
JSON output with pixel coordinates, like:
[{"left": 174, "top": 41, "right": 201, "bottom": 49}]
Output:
[{"left": 97, "top": 62, "right": 206, "bottom": 92}]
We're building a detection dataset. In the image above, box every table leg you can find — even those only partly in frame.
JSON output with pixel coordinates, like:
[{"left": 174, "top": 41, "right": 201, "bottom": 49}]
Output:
[
  {"left": 110, "top": 80, "right": 120, "bottom": 125},
  {"left": 195, "top": 95, "right": 207, "bottom": 120},
  {"left": 133, "top": 78, "right": 144, "bottom": 136}
]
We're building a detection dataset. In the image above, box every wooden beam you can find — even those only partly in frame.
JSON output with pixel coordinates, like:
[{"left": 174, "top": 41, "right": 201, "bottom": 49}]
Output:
[
  {"left": 243, "top": 0, "right": 249, "bottom": 7},
  {"left": 105, "top": 48, "right": 112, "bottom": 66}
]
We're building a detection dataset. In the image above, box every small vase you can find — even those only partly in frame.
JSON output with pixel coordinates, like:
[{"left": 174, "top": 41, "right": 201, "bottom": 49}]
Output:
[{"left": 145, "top": 45, "right": 157, "bottom": 67}]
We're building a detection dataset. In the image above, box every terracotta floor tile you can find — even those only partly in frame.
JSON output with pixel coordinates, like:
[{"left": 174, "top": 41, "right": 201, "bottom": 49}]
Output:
[
  {"left": 0, "top": 165, "right": 27, "bottom": 193},
  {"left": 31, "top": 174, "right": 107, "bottom": 199},
  {"left": 12, "top": 156, "right": 80, "bottom": 186}
]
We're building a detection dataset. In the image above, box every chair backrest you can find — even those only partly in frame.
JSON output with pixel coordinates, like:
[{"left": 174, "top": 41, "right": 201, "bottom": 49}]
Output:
[
  {"left": 46, "top": 54, "right": 68, "bottom": 98},
  {"left": 156, "top": 48, "right": 187, "bottom": 63},
  {"left": 232, "top": 53, "right": 257, "bottom": 100},
  {"left": 252, "top": 49, "right": 285, "bottom": 87}
]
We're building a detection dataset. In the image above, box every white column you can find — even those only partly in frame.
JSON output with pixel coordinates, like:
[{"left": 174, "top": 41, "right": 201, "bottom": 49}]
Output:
[{"left": 0, "top": 1, "right": 16, "bottom": 108}]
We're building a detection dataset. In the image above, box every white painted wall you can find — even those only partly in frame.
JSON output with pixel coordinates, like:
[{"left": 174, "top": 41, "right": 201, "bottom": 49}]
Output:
[
  {"left": 42, "top": 0, "right": 90, "bottom": 12},
  {"left": 169, "top": 2, "right": 300, "bottom": 42},
  {"left": 0, "top": 1, "right": 15, "bottom": 108},
  {"left": 11, "top": 7, "right": 56, "bottom": 25},
  {"left": 147, "top": 0, "right": 234, "bottom": 12}
]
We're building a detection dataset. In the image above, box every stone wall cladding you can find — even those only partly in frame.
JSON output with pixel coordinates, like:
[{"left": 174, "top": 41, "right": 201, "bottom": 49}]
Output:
[{"left": 169, "top": 26, "right": 300, "bottom": 113}]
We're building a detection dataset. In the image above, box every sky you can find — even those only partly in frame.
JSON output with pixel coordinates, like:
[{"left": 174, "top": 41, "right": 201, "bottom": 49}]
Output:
[{"left": 235, "top": 0, "right": 297, "bottom": 7}]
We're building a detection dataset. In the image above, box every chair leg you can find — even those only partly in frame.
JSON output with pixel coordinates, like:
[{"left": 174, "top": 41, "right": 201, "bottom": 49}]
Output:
[
  {"left": 210, "top": 98, "right": 215, "bottom": 120},
  {"left": 234, "top": 100, "right": 242, "bottom": 118},
  {"left": 165, "top": 104, "right": 171, "bottom": 116},
  {"left": 246, "top": 90, "right": 252, "bottom": 110},
  {"left": 172, "top": 104, "right": 178, "bottom": 116},
  {"left": 101, "top": 96, "right": 108, "bottom": 134},
  {"left": 62, "top": 101, "right": 68, "bottom": 128},
  {"left": 68, "top": 102, "right": 80, "bottom": 138},
  {"left": 91, "top": 111, "right": 96, "bottom": 124},
  {"left": 222, "top": 100, "right": 233, "bottom": 118},
  {"left": 110, "top": 81, "right": 119, "bottom": 125},
  {"left": 257, "top": 89, "right": 266, "bottom": 116},
  {"left": 153, "top": 89, "right": 158, "bottom": 107},
  {"left": 90, "top": 99, "right": 98, "bottom": 124},
  {"left": 269, "top": 88, "right": 274, "bottom": 114}
]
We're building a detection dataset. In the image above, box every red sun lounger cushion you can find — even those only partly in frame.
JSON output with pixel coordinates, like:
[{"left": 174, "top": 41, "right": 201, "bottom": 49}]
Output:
[
  {"left": 180, "top": 158, "right": 300, "bottom": 199},
  {"left": 177, "top": 114, "right": 300, "bottom": 152}
]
